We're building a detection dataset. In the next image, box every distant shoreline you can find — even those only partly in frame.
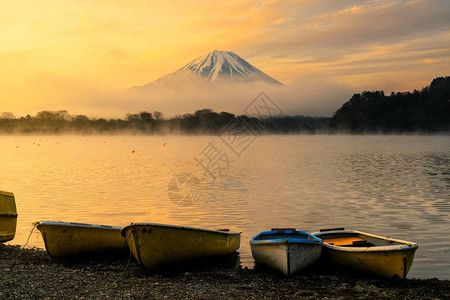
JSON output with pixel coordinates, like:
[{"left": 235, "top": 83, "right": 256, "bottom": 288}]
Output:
[{"left": 2, "top": 76, "right": 449, "bottom": 135}]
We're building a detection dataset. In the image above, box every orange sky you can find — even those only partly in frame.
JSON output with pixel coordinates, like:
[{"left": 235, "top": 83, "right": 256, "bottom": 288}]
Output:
[{"left": 1, "top": 0, "right": 449, "bottom": 117}]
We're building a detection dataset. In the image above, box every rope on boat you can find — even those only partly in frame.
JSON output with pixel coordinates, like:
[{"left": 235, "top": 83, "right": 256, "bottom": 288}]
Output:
[
  {"left": 11, "top": 222, "right": 40, "bottom": 263},
  {"left": 112, "top": 250, "right": 133, "bottom": 288}
]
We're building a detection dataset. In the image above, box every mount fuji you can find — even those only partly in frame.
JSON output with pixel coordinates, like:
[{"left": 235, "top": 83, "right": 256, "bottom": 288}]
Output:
[
  {"left": 106, "top": 50, "right": 347, "bottom": 117},
  {"left": 134, "top": 50, "right": 284, "bottom": 89},
  {"left": 112, "top": 50, "right": 295, "bottom": 117}
]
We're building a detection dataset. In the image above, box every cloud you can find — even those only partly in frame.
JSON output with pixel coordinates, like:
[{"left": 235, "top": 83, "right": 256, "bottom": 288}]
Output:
[
  {"left": 423, "top": 58, "right": 438, "bottom": 64},
  {"left": 0, "top": 0, "right": 448, "bottom": 116},
  {"left": 244, "top": 0, "right": 450, "bottom": 85},
  {"left": 251, "top": 0, "right": 450, "bottom": 55},
  {"left": 108, "top": 47, "right": 130, "bottom": 59}
]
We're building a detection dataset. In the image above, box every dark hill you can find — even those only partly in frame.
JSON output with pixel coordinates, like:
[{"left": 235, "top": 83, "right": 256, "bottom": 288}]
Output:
[{"left": 330, "top": 77, "right": 450, "bottom": 133}]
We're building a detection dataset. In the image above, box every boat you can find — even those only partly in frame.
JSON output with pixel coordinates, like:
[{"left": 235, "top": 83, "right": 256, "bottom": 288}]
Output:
[
  {"left": 0, "top": 190, "right": 18, "bottom": 243},
  {"left": 121, "top": 223, "right": 241, "bottom": 270},
  {"left": 36, "top": 221, "right": 129, "bottom": 259},
  {"left": 313, "top": 228, "right": 419, "bottom": 279},
  {"left": 250, "top": 228, "right": 323, "bottom": 276}
]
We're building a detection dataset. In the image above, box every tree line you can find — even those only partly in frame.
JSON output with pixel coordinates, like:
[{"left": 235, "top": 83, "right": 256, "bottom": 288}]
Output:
[
  {"left": 0, "top": 109, "right": 328, "bottom": 134},
  {"left": 1, "top": 76, "right": 449, "bottom": 134}
]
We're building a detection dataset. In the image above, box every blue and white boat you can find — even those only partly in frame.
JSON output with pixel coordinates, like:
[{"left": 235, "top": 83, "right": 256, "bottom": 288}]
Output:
[{"left": 250, "top": 228, "right": 323, "bottom": 276}]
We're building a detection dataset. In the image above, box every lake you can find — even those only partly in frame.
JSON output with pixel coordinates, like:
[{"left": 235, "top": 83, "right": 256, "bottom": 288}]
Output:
[{"left": 1, "top": 135, "right": 449, "bottom": 279}]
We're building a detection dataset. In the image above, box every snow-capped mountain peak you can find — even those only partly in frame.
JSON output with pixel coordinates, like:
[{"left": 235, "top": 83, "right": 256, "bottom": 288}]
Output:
[{"left": 146, "top": 50, "right": 283, "bottom": 87}]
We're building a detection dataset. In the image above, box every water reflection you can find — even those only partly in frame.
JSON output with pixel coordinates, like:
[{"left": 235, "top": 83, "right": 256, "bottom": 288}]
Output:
[{"left": 1, "top": 135, "right": 449, "bottom": 279}]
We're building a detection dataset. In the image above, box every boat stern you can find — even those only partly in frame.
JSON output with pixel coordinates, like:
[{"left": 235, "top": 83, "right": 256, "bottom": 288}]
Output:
[
  {"left": 250, "top": 230, "right": 323, "bottom": 276},
  {"left": 0, "top": 190, "right": 18, "bottom": 243}
]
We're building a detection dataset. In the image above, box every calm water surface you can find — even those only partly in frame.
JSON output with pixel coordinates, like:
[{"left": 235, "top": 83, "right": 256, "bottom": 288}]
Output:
[{"left": 1, "top": 135, "right": 449, "bottom": 279}]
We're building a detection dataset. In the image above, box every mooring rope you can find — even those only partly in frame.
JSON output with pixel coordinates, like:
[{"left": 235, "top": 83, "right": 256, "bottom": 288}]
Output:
[
  {"left": 112, "top": 250, "right": 133, "bottom": 288},
  {"left": 9, "top": 222, "right": 133, "bottom": 288},
  {"left": 11, "top": 221, "right": 40, "bottom": 263}
]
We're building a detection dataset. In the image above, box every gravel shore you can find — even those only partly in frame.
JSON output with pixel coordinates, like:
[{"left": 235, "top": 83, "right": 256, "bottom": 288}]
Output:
[{"left": 1, "top": 245, "right": 449, "bottom": 299}]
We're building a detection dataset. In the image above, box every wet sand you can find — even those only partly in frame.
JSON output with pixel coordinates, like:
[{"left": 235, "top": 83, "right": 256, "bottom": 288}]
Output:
[{"left": 1, "top": 245, "right": 449, "bottom": 299}]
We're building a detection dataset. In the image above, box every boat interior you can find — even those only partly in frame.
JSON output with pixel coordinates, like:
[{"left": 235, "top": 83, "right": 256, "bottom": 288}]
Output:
[
  {"left": 317, "top": 232, "right": 406, "bottom": 247},
  {"left": 254, "top": 232, "right": 314, "bottom": 241}
]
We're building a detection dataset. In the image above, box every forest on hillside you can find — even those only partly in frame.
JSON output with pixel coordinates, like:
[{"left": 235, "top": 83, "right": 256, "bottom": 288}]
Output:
[
  {"left": 0, "top": 77, "right": 448, "bottom": 134},
  {"left": 330, "top": 76, "right": 450, "bottom": 133}
]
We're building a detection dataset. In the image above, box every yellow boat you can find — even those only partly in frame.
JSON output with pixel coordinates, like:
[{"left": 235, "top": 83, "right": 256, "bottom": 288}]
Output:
[
  {"left": 37, "top": 221, "right": 129, "bottom": 259},
  {"left": 313, "top": 228, "right": 418, "bottom": 279},
  {"left": 0, "top": 190, "right": 18, "bottom": 243},
  {"left": 121, "top": 223, "right": 241, "bottom": 270}
]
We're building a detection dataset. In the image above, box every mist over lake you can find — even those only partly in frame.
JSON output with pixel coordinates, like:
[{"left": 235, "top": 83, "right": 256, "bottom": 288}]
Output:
[{"left": 2, "top": 134, "right": 449, "bottom": 279}]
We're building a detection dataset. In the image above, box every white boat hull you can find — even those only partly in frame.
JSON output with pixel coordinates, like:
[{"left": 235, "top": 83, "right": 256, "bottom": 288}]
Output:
[{"left": 251, "top": 242, "right": 322, "bottom": 276}]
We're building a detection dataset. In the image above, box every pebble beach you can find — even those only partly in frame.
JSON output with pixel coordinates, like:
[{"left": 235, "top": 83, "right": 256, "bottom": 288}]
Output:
[{"left": 1, "top": 245, "right": 449, "bottom": 299}]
